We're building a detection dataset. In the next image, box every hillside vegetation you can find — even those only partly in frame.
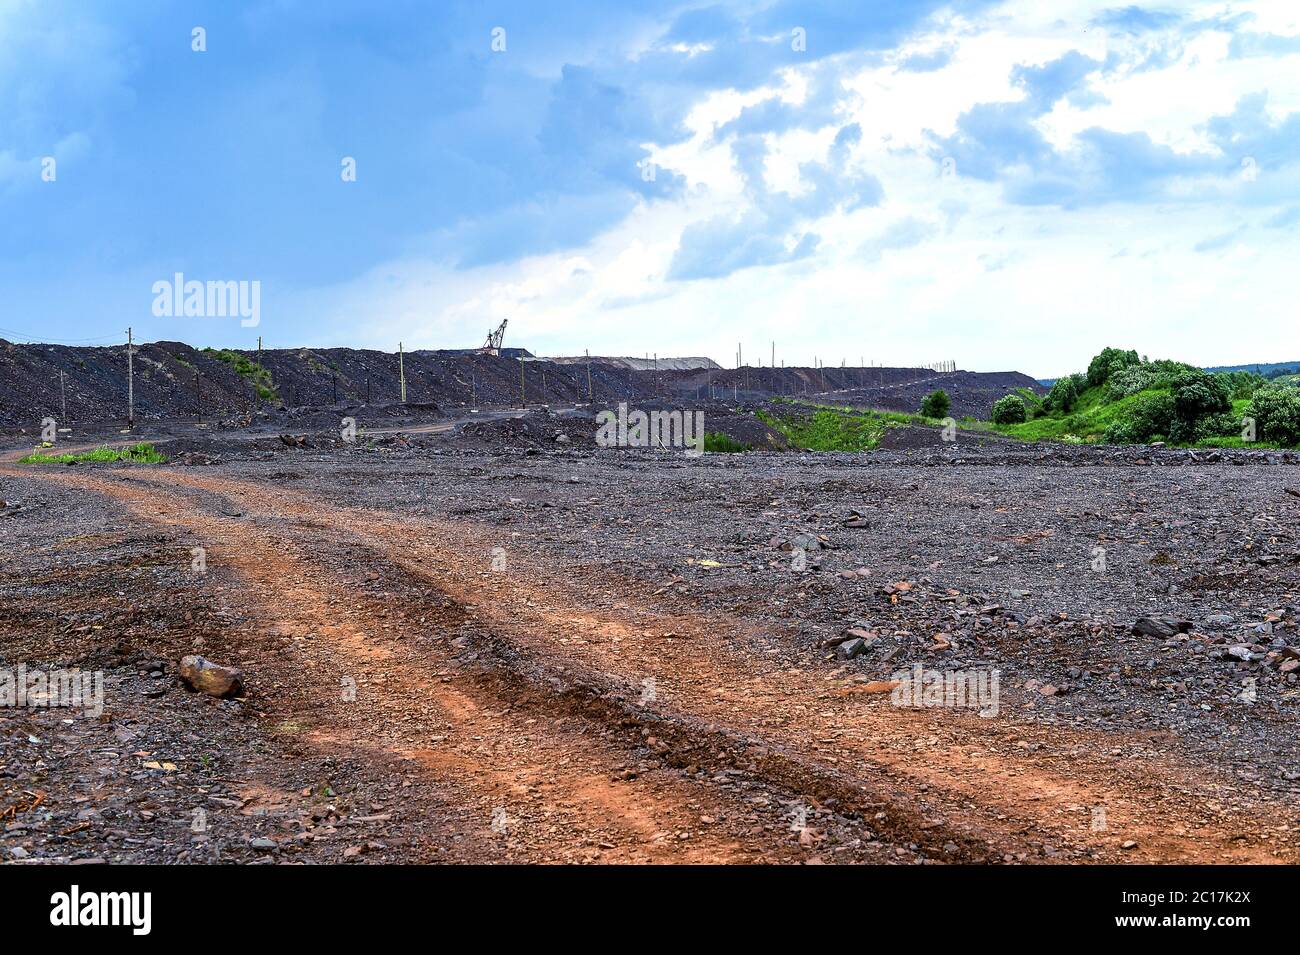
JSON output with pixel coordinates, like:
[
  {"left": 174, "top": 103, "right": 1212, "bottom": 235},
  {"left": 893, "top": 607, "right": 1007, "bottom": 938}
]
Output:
[
  {"left": 990, "top": 347, "right": 1300, "bottom": 449},
  {"left": 756, "top": 400, "right": 963, "bottom": 451},
  {"left": 757, "top": 349, "right": 1300, "bottom": 454}
]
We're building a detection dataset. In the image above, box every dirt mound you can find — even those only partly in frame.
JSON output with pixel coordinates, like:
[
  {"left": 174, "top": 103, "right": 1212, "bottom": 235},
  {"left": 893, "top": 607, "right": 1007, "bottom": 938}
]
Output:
[{"left": 455, "top": 408, "right": 595, "bottom": 450}]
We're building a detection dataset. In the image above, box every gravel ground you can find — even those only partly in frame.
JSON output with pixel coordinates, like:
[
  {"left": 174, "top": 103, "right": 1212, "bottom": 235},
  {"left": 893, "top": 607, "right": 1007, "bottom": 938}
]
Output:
[{"left": 2, "top": 424, "right": 1299, "bottom": 864}]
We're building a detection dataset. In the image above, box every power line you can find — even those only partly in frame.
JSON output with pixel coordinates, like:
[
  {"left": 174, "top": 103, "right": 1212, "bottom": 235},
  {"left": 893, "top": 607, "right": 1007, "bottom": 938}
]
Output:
[{"left": 0, "top": 326, "right": 123, "bottom": 345}]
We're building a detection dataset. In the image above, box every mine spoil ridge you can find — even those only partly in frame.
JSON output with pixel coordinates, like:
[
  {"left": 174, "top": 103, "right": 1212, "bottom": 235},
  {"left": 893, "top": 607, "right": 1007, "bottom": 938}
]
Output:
[{"left": 0, "top": 338, "right": 1038, "bottom": 429}]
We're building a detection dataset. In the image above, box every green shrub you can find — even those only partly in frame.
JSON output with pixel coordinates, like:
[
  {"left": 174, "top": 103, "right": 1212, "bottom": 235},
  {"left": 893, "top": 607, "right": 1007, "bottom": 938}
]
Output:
[
  {"left": 1200, "top": 410, "right": 1244, "bottom": 439},
  {"left": 991, "top": 394, "right": 1027, "bottom": 424},
  {"left": 1250, "top": 386, "right": 1300, "bottom": 446},
  {"left": 1087, "top": 348, "right": 1140, "bottom": 387},
  {"left": 1170, "top": 369, "right": 1231, "bottom": 442},
  {"left": 1102, "top": 392, "right": 1175, "bottom": 444},
  {"left": 1107, "top": 364, "right": 1156, "bottom": 401},
  {"left": 1045, "top": 375, "right": 1081, "bottom": 413},
  {"left": 1220, "top": 370, "right": 1267, "bottom": 400},
  {"left": 919, "top": 389, "right": 951, "bottom": 418}
]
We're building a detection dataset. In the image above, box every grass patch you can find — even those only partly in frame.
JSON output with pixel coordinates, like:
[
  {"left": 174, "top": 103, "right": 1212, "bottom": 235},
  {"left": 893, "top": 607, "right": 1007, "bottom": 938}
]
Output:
[
  {"left": 785, "top": 399, "right": 954, "bottom": 429},
  {"left": 758, "top": 406, "right": 885, "bottom": 452},
  {"left": 1195, "top": 435, "right": 1283, "bottom": 449},
  {"left": 19, "top": 442, "right": 166, "bottom": 465},
  {"left": 703, "top": 432, "right": 751, "bottom": 453}
]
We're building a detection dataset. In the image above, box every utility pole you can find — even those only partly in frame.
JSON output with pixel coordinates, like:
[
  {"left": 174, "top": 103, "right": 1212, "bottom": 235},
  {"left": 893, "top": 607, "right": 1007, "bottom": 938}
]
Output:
[
  {"left": 398, "top": 342, "right": 407, "bottom": 403},
  {"left": 126, "top": 327, "right": 135, "bottom": 430}
]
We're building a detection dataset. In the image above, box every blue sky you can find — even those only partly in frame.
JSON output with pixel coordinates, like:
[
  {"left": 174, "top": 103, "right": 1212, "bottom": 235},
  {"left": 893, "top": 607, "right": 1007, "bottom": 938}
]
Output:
[{"left": 2, "top": 0, "right": 1299, "bottom": 375}]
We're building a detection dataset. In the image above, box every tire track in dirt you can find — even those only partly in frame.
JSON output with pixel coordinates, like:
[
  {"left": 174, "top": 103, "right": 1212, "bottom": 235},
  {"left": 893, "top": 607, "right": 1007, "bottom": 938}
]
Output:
[
  {"left": 19, "top": 464, "right": 1297, "bottom": 862},
  {"left": 6, "top": 467, "right": 834, "bottom": 864}
]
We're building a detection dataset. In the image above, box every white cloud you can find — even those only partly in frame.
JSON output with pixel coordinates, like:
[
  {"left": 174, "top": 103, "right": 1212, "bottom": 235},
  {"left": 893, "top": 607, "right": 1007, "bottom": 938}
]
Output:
[{"left": 291, "top": 0, "right": 1300, "bottom": 375}]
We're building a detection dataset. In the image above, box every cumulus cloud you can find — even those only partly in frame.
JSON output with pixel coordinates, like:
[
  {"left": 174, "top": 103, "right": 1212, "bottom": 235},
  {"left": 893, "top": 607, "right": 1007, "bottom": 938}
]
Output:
[
  {"left": 669, "top": 123, "right": 882, "bottom": 280},
  {"left": 5, "top": 0, "right": 1300, "bottom": 373}
]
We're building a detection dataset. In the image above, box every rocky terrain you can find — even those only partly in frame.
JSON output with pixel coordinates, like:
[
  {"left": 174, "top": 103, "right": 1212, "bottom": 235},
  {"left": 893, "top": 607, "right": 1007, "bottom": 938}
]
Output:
[{"left": 2, "top": 413, "right": 1298, "bottom": 865}]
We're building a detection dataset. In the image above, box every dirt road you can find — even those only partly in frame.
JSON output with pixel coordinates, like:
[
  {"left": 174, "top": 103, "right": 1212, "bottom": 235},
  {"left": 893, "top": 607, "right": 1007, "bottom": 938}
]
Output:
[{"left": 4, "top": 450, "right": 1296, "bottom": 864}]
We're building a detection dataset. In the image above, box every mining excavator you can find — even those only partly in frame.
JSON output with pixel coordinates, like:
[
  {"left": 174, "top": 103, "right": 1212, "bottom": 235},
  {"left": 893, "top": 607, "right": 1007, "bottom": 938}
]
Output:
[{"left": 478, "top": 319, "right": 507, "bottom": 356}]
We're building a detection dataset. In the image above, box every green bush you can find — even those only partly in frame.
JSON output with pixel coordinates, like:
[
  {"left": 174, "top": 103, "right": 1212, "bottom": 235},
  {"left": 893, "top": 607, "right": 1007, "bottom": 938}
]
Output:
[
  {"left": 1170, "top": 369, "right": 1231, "bottom": 442},
  {"left": 991, "top": 394, "right": 1027, "bottom": 425},
  {"left": 1220, "top": 370, "right": 1267, "bottom": 400},
  {"left": 1102, "top": 392, "right": 1175, "bottom": 444},
  {"left": 1200, "top": 410, "right": 1244, "bottom": 439},
  {"left": 1107, "top": 364, "right": 1156, "bottom": 401},
  {"left": 1087, "top": 348, "right": 1140, "bottom": 387},
  {"left": 919, "top": 389, "right": 951, "bottom": 418},
  {"left": 1250, "top": 386, "right": 1300, "bottom": 446},
  {"left": 1045, "top": 375, "right": 1081, "bottom": 413}
]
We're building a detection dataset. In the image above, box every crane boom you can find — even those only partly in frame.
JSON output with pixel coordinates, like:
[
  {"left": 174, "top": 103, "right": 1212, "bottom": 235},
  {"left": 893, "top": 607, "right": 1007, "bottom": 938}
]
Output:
[{"left": 479, "top": 319, "right": 507, "bottom": 356}]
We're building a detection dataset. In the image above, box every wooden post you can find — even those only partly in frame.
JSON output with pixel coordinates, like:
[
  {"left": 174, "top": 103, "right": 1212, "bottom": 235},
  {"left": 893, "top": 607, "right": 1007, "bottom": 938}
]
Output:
[
  {"left": 126, "top": 327, "right": 135, "bottom": 430},
  {"left": 399, "top": 342, "right": 407, "bottom": 403}
]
